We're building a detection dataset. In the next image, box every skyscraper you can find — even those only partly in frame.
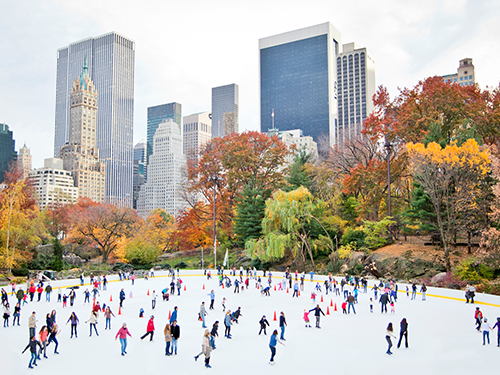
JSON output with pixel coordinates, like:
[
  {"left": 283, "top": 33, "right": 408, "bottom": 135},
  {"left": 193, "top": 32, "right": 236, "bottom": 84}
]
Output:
[
  {"left": 259, "top": 23, "right": 341, "bottom": 146},
  {"left": 54, "top": 32, "right": 135, "bottom": 206},
  {"left": 183, "top": 112, "right": 212, "bottom": 161},
  {"left": 211, "top": 84, "right": 239, "bottom": 138},
  {"left": 59, "top": 58, "right": 106, "bottom": 203},
  {"left": 336, "top": 42, "right": 376, "bottom": 144},
  {"left": 146, "top": 103, "right": 182, "bottom": 168},
  {"left": 133, "top": 139, "right": 146, "bottom": 209},
  {"left": 17, "top": 143, "right": 32, "bottom": 180},
  {"left": 0, "top": 123, "right": 17, "bottom": 183},
  {"left": 137, "top": 119, "right": 187, "bottom": 217}
]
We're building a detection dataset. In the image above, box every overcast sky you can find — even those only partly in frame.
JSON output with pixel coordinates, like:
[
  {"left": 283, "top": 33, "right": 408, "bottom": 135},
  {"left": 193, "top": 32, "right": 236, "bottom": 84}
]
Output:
[{"left": 1, "top": 0, "right": 499, "bottom": 168}]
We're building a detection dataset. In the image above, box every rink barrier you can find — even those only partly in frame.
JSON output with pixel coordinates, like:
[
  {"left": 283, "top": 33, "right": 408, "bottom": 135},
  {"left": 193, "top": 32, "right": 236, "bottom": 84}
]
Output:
[{"left": 20, "top": 271, "right": 500, "bottom": 308}]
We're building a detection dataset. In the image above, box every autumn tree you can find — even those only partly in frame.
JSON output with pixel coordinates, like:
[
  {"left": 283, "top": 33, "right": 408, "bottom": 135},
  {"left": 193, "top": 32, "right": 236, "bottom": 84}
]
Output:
[
  {"left": 170, "top": 203, "right": 212, "bottom": 251},
  {"left": 0, "top": 168, "right": 47, "bottom": 273},
  {"left": 186, "top": 131, "right": 290, "bottom": 246},
  {"left": 66, "top": 199, "right": 139, "bottom": 264},
  {"left": 407, "top": 139, "right": 491, "bottom": 270}
]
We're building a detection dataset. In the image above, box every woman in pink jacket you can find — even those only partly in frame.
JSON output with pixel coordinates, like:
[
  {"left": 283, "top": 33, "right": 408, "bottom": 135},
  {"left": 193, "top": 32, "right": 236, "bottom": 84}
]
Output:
[{"left": 115, "top": 323, "right": 132, "bottom": 356}]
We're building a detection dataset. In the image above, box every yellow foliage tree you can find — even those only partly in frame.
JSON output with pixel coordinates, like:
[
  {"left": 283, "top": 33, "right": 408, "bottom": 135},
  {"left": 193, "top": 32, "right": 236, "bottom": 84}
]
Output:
[{"left": 406, "top": 139, "right": 491, "bottom": 270}]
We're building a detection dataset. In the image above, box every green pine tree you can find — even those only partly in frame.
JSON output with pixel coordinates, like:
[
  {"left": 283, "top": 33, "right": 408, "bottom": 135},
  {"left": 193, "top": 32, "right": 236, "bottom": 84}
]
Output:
[
  {"left": 233, "top": 186, "right": 267, "bottom": 247},
  {"left": 52, "top": 237, "right": 64, "bottom": 272}
]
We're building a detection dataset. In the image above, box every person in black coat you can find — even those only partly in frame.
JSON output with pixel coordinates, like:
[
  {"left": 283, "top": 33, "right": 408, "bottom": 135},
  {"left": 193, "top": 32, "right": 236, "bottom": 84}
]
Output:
[
  {"left": 22, "top": 336, "right": 42, "bottom": 369},
  {"left": 379, "top": 292, "right": 390, "bottom": 313},
  {"left": 397, "top": 318, "right": 409, "bottom": 348},
  {"left": 309, "top": 305, "right": 325, "bottom": 328},
  {"left": 259, "top": 315, "right": 270, "bottom": 335}
]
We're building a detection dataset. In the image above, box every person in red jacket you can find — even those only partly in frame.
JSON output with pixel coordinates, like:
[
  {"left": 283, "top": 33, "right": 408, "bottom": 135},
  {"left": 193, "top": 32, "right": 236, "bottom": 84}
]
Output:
[
  {"left": 475, "top": 307, "right": 483, "bottom": 332},
  {"left": 140, "top": 315, "right": 155, "bottom": 341},
  {"left": 29, "top": 285, "right": 36, "bottom": 302},
  {"left": 37, "top": 285, "right": 43, "bottom": 302},
  {"left": 115, "top": 323, "right": 132, "bottom": 356}
]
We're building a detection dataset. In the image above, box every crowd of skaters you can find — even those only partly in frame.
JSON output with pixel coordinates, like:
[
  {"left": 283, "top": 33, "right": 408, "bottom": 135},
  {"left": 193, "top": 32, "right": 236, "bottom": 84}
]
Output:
[{"left": 1, "top": 265, "right": 500, "bottom": 369}]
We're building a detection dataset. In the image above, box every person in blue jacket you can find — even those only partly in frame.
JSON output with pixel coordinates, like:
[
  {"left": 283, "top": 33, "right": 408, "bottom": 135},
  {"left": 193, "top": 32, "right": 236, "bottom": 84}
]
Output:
[
  {"left": 170, "top": 306, "right": 178, "bottom": 324},
  {"left": 309, "top": 305, "right": 325, "bottom": 328},
  {"left": 269, "top": 329, "right": 285, "bottom": 365},
  {"left": 119, "top": 289, "right": 126, "bottom": 307}
]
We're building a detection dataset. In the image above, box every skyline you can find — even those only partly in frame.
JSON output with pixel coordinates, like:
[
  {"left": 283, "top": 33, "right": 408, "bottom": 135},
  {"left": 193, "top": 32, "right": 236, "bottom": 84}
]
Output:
[{"left": 1, "top": 0, "right": 499, "bottom": 168}]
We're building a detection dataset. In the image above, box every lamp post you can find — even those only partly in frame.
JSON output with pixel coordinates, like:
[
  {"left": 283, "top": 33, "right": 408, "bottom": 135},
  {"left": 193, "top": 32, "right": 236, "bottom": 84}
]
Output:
[{"left": 209, "top": 175, "right": 219, "bottom": 268}]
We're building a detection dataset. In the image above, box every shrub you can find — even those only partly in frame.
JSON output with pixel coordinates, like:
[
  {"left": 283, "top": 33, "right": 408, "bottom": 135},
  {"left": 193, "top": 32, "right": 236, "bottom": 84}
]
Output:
[
  {"left": 363, "top": 218, "right": 395, "bottom": 250},
  {"left": 341, "top": 227, "right": 366, "bottom": 248},
  {"left": 476, "top": 280, "right": 500, "bottom": 296},
  {"left": 12, "top": 267, "right": 29, "bottom": 277},
  {"left": 453, "top": 258, "right": 481, "bottom": 282},
  {"left": 338, "top": 243, "right": 355, "bottom": 259}
]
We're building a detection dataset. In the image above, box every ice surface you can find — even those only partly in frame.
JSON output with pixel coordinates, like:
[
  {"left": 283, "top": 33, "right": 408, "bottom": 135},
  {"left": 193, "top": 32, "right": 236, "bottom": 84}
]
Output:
[{"left": 2, "top": 270, "right": 499, "bottom": 375}]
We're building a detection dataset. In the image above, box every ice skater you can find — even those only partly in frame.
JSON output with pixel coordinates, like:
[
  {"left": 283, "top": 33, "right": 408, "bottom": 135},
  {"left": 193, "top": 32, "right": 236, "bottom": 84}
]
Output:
[
  {"left": 268, "top": 329, "right": 285, "bottom": 364},
  {"left": 86, "top": 310, "right": 99, "bottom": 336},
  {"left": 475, "top": 307, "right": 483, "bottom": 331},
  {"left": 482, "top": 318, "right": 491, "bottom": 345},
  {"left": 385, "top": 322, "right": 396, "bottom": 355},
  {"left": 46, "top": 324, "right": 60, "bottom": 354},
  {"left": 199, "top": 302, "right": 208, "bottom": 328},
  {"left": 279, "top": 312, "right": 287, "bottom": 340},
  {"left": 164, "top": 323, "right": 172, "bottom": 355},
  {"left": 22, "top": 335, "right": 42, "bottom": 369},
  {"left": 309, "top": 305, "right": 325, "bottom": 328},
  {"left": 115, "top": 323, "right": 132, "bottom": 356},
  {"left": 104, "top": 306, "right": 115, "bottom": 330},
  {"left": 66, "top": 312, "right": 79, "bottom": 338},
  {"left": 303, "top": 310, "right": 311, "bottom": 327},
  {"left": 397, "top": 318, "right": 408, "bottom": 348},
  {"left": 140, "top": 315, "right": 155, "bottom": 341},
  {"left": 194, "top": 329, "right": 213, "bottom": 368},
  {"left": 224, "top": 310, "right": 232, "bottom": 338},
  {"left": 259, "top": 315, "right": 270, "bottom": 335}
]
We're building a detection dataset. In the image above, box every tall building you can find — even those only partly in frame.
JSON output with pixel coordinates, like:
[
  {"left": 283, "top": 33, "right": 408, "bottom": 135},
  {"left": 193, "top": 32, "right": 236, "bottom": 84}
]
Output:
[
  {"left": 54, "top": 32, "right": 135, "bottom": 206},
  {"left": 60, "top": 59, "right": 106, "bottom": 203},
  {"left": 133, "top": 140, "right": 146, "bottom": 209},
  {"left": 211, "top": 84, "right": 239, "bottom": 138},
  {"left": 17, "top": 143, "right": 32, "bottom": 180},
  {"left": 147, "top": 103, "right": 182, "bottom": 168},
  {"left": 260, "top": 23, "right": 341, "bottom": 146},
  {"left": 442, "top": 58, "right": 476, "bottom": 86},
  {"left": 183, "top": 112, "right": 212, "bottom": 161},
  {"left": 267, "top": 128, "right": 318, "bottom": 163},
  {"left": 137, "top": 119, "right": 187, "bottom": 217},
  {"left": 336, "top": 42, "right": 376, "bottom": 144},
  {"left": 0, "top": 123, "right": 17, "bottom": 183},
  {"left": 29, "top": 158, "right": 78, "bottom": 209}
]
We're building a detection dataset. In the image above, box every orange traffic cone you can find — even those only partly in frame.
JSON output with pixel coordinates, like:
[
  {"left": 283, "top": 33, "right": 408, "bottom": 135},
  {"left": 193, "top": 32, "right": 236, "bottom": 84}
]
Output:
[
  {"left": 203, "top": 284, "right": 205, "bottom": 290},
  {"left": 110, "top": 294, "right": 113, "bottom": 302},
  {"left": 147, "top": 289, "right": 150, "bottom": 296},
  {"left": 298, "top": 290, "right": 300, "bottom": 296},
  {"left": 286, "top": 288, "right": 289, "bottom": 294},
  {"left": 257, "top": 284, "right": 260, "bottom": 290},
  {"left": 327, "top": 306, "right": 330, "bottom": 315},
  {"left": 184, "top": 285, "right": 186, "bottom": 291},
  {"left": 93, "top": 298, "right": 96, "bottom": 308},
  {"left": 222, "top": 284, "right": 225, "bottom": 289},
  {"left": 274, "top": 285, "right": 276, "bottom": 291},
  {"left": 168, "top": 310, "right": 171, "bottom": 319},
  {"left": 118, "top": 306, "right": 122, "bottom": 315},
  {"left": 321, "top": 295, "right": 324, "bottom": 302},
  {"left": 330, "top": 299, "right": 333, "bottom": 307},
  {"left": 273, "top": 311, "right": 277, "bottom": 321},
  {"left": 334, "top": 303, "right": 338, "bottom": 312}
]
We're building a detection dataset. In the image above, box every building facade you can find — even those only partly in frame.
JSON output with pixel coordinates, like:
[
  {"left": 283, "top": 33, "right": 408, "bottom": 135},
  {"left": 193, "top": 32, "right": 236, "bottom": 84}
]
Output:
[
  {"left": 29, "top": 158, "right": 78, "bottom": 209},
  {"left": 336, "top": 42, "right": 376, "bottom": 144},
  {"left": 183, "top": 111, "right": 212, "bottom": 161},
  {"left": 54, "top": 32, "right": 135, "bottom": 206},
  {"left": 133, "top": 139, "right": 146, "bottom": 209},
  {"left": 260, "top": 23, "right": 341, "bottom": 146},
  {"left": 137, "top": 119, "right": 187, "bottom": 217},
  {"left": 211, "top": 84, "right": 238, "bottom": 138},
  {"left": 267, "top": 128, "right": 318, "bottom": 163},
  {"left": 146, "top": 102, "right": 182, "bottom": 168},
  {"left": 17, "top": 143, "right": 32, "bottom": 180},
  {"left": 60, "top": 59, "right": 106, "bottom": 203},
  {"left": 442, "top": 58, "right": 476, "bottom": 86},
  {"left": 0, "top": 123, "right": 17, "bottom": 183}
]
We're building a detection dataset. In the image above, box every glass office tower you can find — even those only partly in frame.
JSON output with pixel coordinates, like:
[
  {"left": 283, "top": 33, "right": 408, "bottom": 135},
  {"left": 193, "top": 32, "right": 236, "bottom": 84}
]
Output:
[
  {"left": 146, "top": 103, "right": 182, "bottom": 169},
  {"left": 211, "top": 84, "right": 239, "bottom": 138},
  {"left": 0, "top": 123, "right": 17, "bottom": 183},
  {"left": 54, "top": 32, "right": 135, "bottom": 206},
  {"left": 260, "top": 23, "right": 341, "bottom": 146}
]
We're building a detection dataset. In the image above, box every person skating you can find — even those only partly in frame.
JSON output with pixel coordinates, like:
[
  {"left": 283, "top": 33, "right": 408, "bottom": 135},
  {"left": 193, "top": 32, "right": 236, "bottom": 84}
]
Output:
[
  {"left": 303, "top": 310, "right": 311, "bottom": 327},
  {"left": 85, "top": 310, "right": 99, "bottom": 336},
  {"left": 492, "top": 317, "right": 500, "bottom": 347},
  {"left": 347, "top": 293, "right": 356, "bottom": 314},
  {"left": 66, "top": 312, "right": 79, "bottom": 338},
  {"left": 115, "top": 323, "right": 132, "bottom": 356},
  {"left": 224, "top": 310, "right": 232, "bottom": 338},
  {"left": 232, "top": 307, "right": 242, "bottom": 323},
  {"left": 385, "top": 322, "right": 396, "bottom": 355},
  {"left": 475, "top": 307, "right": 483, "bottom": 331},
  {"left": 259, "top": 315, "right": 270, "bottom": 335},
  {"left": 119, "top": 288, "right": 126, "bottom": 308},
  {"left": 104, "top": 306, "right": 115, "bottom": 330},
  {"left": 420, "top": 283, "right": 427, "bottom": 301},
  {"left": 379, "top": 292, "right": 390, "bottom": 313},
  {"left": 210, "top": 321, "right": 219, "bottom": 349},
  {"left": 208, "top": 290, "right": 215, "bottom": 310},
  {"left": 309, "top": 305, "right": 325, "bottom": 328},
  {"left": 22, "top": 335, "right": 42, "bottom": 369},
  {"left": 171, "top": 320, "right": 180, "bottom": 354},
  {"left": 194, "top": 329, "right": 213, "bottom": 368},
  {"left": 170, "top": 306, "right": 178, "bottom": 324},
  {"left": 279, "top": 312, "right": 287, "bottom": 340},
  {"left": 199, "top": 302, "right": 208, "bottom": 328},
  {"left": 38, "top": 326, "right": 49, "bottom": 359},
  {"left": 3, "top": 302, "right": 11, "bottom": 327},
  {"left": 482, "top": 318, "right": 491, "bottom": 345},
  {"left": 151, "top": 290, "right": 158, "bottom": 310},
  {"left": 164, "top": 323, "right": 172, "bottom": 355},
  {"left": 269, "top": 329, "right": 285, "bottom": 365},
  {"left": 13, "top": 302, "right": 21, "bottom": 326},
  {"left": 140, "top": 315, "right": 155, "bottom": 341},
  {"left": 46, "top": 324, "right": 60, "bottom": 354},
  {"left": 28, "top": 311, "right": 37, "bottom": 338},
  {"left": 397, "top": 318, "right": 409, "bottom": 348}
]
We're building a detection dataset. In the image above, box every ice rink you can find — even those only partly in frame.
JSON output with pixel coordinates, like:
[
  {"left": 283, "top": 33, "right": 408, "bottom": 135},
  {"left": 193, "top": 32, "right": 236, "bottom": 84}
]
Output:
[{"left": 1, "top": 270, "right": 499, "bottom": 374}]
